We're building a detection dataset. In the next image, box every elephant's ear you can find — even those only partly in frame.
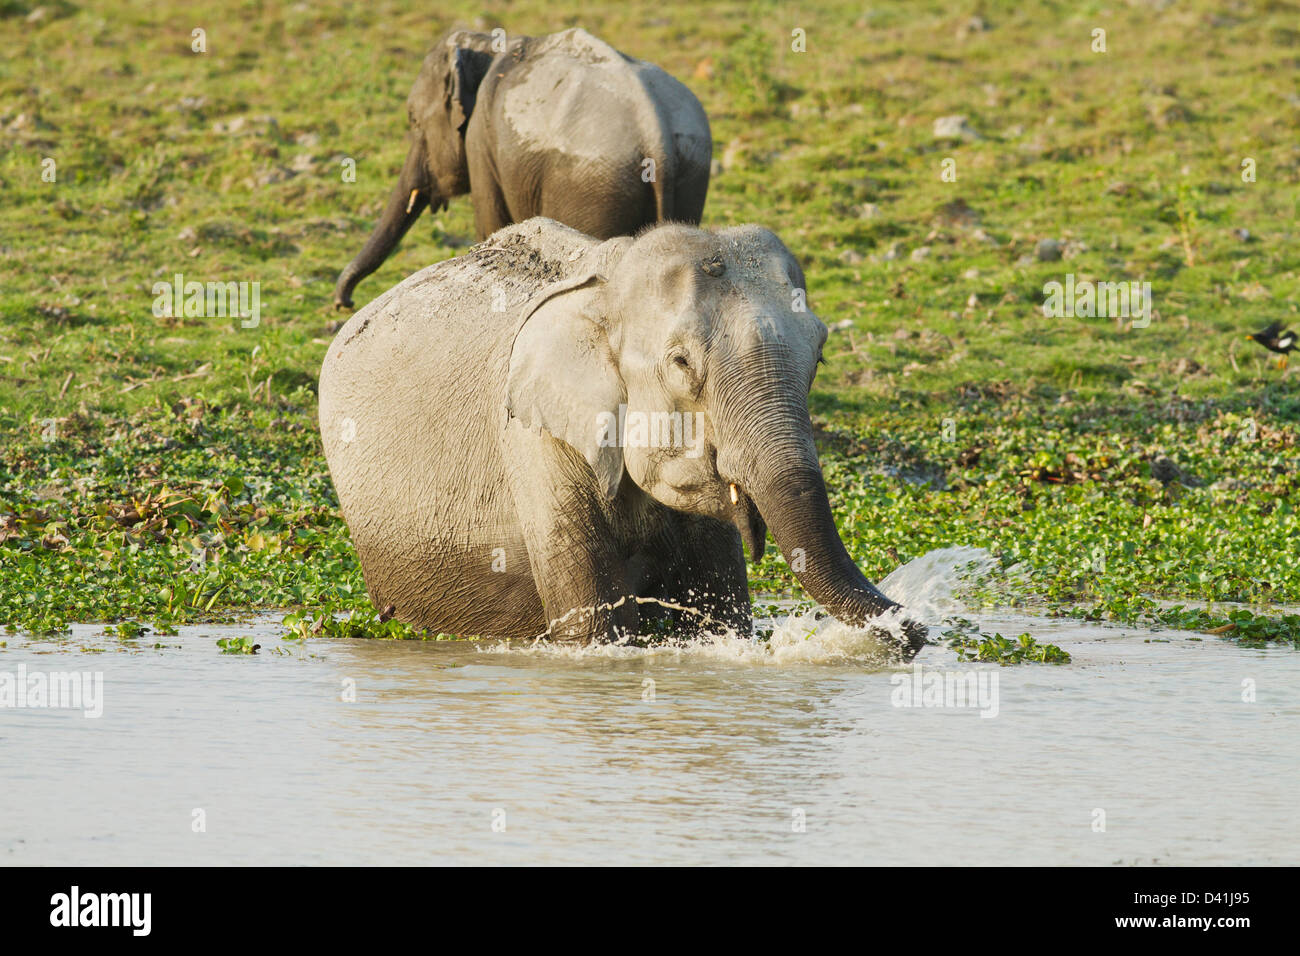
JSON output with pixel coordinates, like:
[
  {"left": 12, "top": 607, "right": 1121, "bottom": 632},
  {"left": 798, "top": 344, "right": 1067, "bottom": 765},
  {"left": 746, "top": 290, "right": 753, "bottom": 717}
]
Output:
[
  {"left": 506, "top": 272, "right": 627, "bottom": 500},
  {"left": 448, "top": 44, "right": 489, "bottom": 134}
]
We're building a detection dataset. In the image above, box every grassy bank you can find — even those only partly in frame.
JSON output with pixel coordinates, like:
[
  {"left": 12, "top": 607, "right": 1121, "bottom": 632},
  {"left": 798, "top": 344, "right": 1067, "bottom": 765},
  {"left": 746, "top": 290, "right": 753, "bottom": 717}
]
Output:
[{"left": 2, "top": 0, "right": 1298, "bottom": 642}]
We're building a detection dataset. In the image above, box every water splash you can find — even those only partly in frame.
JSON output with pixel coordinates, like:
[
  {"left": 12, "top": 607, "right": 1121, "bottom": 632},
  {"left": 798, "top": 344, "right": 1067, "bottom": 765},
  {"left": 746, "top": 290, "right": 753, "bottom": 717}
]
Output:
[
  {"left": 878, "top": 545, "right": 999, "bottom": 623},
  {"left": 759, "top": 604, "right": 913, "bottom": 666},
  {"left": 479, "top": 547, "right": 1002, "bottom": 667}
]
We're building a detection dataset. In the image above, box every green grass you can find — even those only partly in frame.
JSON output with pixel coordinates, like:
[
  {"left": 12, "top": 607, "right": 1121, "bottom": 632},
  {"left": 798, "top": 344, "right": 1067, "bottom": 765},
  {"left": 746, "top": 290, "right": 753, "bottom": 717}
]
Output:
[{"left": 2, "top": 0, "right": 1298, "bottom": 644}]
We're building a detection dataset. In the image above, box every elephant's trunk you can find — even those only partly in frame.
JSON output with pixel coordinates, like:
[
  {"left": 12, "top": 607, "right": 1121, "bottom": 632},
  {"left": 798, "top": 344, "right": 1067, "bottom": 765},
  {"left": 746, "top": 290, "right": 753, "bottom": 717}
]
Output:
[
  {"left": 718, "top": 375, "right": 927, "bottom": 656},
  {"left": 334, "top": 137, "right": 435, "bottom": 309}
]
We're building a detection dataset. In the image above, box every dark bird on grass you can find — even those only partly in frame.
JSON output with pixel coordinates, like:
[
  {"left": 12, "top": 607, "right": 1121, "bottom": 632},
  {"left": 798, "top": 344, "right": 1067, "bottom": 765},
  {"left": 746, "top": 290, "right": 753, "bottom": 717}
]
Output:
[
  {"left": 1246, "top": 320, "right": 1297, "bottom": 369},
  {"left": 1150, "top": 456, "right": 1181, "bottom": 486}
]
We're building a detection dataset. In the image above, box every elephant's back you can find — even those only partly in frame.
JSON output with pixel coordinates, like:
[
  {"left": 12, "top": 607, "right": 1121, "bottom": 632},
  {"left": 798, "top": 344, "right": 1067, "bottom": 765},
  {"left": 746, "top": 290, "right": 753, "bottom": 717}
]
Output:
[
  {"left": 320, "top": 218, "right": 599, "bottom": 456},
  {"left": 321, "top": 218, "right": 598, "bottom": 411},
  {"left": 497, "top": 30, "right": 683, "bottom": 160},
  {"left": 492, "top": 29, "right": 710, "bottom": 230}
]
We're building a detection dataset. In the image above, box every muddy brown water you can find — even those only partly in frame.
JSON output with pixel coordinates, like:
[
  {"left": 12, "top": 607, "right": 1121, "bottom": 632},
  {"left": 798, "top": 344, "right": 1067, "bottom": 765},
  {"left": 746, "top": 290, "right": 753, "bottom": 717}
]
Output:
[{"left": 2, "top": 548, "right": 1296, "bottom": 865}]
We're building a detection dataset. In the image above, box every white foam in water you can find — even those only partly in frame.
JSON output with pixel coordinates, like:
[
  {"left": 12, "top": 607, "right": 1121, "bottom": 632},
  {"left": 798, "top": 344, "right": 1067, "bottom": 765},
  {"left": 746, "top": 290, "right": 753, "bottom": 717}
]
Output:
[
  {"left": 760, "top": 605, "right": 906, "bottom": 665},
  {"left": 480, "top": 547, "right": 1000, "bottom": 666}
]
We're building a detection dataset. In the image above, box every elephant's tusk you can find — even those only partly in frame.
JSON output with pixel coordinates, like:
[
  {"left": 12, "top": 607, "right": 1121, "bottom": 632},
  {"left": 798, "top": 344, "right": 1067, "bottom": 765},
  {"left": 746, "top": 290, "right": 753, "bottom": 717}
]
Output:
[
  {"left": 406, "top": 189, "right": 420, "bottom": 214},
  {"left": 729, "top": 483, "right": 739, "bottom": 505}
]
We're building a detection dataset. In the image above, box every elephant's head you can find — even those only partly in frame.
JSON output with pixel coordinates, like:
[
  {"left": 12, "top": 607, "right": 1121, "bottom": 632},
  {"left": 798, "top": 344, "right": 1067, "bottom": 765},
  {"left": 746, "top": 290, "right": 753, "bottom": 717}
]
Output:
[
  {"left": 334, "top": 30, "right": 496, "bottom": 308},
  {"left": 507, "top": 224, "right": 927, "bottom": 653}
]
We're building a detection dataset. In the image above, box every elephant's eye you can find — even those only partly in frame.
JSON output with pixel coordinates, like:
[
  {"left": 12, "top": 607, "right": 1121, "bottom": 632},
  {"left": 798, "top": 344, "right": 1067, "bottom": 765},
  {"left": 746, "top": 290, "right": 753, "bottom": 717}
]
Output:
[{"left": 668, "top": 350, "right": 703, "bottom": 394}]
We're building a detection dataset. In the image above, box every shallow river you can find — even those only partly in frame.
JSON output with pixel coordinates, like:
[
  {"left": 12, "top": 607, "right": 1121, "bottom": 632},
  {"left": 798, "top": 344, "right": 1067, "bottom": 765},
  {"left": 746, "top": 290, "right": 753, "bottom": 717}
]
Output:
[{"left": 2, "top": 549, "right": 1296, "bottom": 865}]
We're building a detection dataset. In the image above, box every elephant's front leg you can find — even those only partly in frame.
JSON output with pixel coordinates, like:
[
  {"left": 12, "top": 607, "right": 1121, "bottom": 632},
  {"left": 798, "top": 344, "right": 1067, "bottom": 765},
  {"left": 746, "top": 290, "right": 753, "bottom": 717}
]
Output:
[
  {"left": 648, "top": 513, "right": 754, "bottom": 638},
  {"left": 503, "top": 426, "right": 637, "bottom": 641}
]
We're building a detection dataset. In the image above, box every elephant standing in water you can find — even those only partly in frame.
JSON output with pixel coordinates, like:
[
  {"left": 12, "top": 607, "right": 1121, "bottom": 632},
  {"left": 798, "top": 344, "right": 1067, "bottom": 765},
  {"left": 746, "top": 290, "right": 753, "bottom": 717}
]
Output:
[
  {"left": 320, "top": 218, "right": 926, "bottom": 655},
  {"left": 333, "top": 27, "right": 712, "bottom": 308}
]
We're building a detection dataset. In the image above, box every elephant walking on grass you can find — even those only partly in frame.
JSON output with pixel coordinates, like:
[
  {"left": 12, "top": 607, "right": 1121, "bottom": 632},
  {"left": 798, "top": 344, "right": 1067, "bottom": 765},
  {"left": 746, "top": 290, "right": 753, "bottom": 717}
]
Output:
[
  {"left": 320, "top": 217, "right": 926, "bottom": 656},
  {"left": 334, "top": 27, "right": 712, "bottom": 308}
]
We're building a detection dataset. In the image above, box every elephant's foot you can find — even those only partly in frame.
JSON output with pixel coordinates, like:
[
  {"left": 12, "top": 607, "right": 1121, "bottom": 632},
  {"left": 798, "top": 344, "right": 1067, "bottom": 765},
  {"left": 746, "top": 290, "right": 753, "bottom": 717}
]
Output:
[{"left": 868, "top": 617, "right": 931, "bottom": 662}]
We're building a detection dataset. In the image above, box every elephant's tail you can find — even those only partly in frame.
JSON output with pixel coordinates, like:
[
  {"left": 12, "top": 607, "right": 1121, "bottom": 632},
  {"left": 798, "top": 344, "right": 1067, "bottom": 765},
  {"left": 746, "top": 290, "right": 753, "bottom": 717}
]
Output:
[{"left": 651, "top": 152, "right": 674, "bottom": 223}]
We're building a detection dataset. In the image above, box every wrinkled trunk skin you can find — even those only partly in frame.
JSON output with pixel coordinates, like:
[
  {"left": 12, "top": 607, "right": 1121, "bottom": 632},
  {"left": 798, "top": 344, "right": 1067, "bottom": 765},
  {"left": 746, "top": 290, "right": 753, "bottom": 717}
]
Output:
[
  {"left": 720, "top": 384, "right": 928, "bottom": 658},
  {"left": 334, "top": 138, "right": 434, "bottom": 308},
  {"left": 751, "top": 464, "right": 927, "bottom": 657}
]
